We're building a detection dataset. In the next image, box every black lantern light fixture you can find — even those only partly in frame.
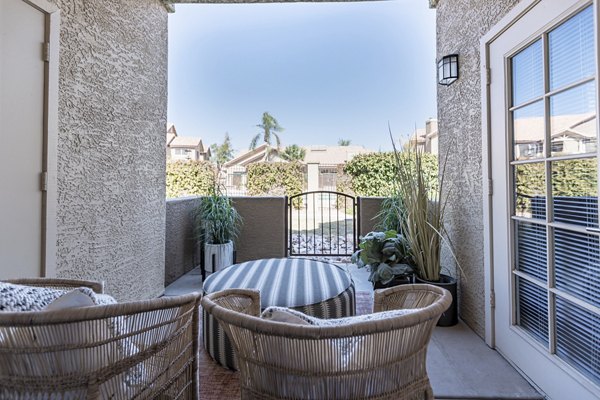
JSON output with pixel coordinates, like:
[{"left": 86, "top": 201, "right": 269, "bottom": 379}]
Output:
[{"left": 437, "top": 54, "right": 459, "bottom": 85}]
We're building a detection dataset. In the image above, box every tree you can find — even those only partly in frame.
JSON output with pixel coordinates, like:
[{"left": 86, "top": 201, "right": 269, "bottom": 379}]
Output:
[
  {"left": 210, "top": 133, "right": 234, "bottom": 169},
  {"left": 250, "top": 112, "right": 284, "bottom": 150},
  {"left": 338, "top": 139, "right": 351, "bottom": 146},
  {"left": 280, "top": 144, "right": 306, "bottom": 162}
]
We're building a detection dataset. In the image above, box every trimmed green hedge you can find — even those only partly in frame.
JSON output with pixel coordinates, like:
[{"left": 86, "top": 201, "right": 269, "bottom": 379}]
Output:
[
  {"left": 516, "top": 158, "right": 597, "bottom": 213},
  {"left": 340, "top": 152, "right": 438, "bottom": 197},
  {"left": 246, "top": 162, "right": 305, "bottom": 197},
  {"left": 166, "top": 161, "right": 216, "bottom": 199}
]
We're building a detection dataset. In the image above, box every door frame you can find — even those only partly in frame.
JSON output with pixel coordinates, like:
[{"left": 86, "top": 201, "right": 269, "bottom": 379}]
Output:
[
  {"left": 481, "top": 0, "right": 600, "bottom": 395},
  {"left": 20, "top": 0, "right": 60, "bottom": 277}
]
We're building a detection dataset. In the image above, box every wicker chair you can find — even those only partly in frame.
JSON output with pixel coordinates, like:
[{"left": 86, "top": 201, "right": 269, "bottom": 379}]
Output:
[
  {"left": 201, "top": 284, "right": 451, "bottom": 400},
  {"left": 0, "top": 278, "right": 201, "bottom": 400}
]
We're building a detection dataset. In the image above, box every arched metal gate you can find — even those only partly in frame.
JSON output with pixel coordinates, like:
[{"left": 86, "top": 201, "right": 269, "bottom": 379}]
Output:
[{"left": 285, "top": 191, "right": 359, "bottom": 257}]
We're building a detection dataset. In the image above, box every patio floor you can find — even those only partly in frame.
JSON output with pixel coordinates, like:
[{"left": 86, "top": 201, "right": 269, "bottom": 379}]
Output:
[{"left": 164, "top": 263, "right": 543, "bottom": 400}]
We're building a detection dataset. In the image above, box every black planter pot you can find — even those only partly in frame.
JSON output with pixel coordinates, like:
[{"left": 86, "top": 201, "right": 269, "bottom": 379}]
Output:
[
  {"left": 415, "top": 274, "right": 458, "bottom": 327},
  {"left": 373, "top": 275, "right": 412, "bottom": 290}
]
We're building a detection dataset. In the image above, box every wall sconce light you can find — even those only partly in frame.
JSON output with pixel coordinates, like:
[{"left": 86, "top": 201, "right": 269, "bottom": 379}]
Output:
[{"left": 438, "top": 54, "right": 459, "bottom": 85}]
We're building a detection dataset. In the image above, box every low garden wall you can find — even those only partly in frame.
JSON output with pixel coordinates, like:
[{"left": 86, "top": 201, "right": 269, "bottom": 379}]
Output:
[{"left": 165, "top": 196, "right": 384, "bottom": 286}]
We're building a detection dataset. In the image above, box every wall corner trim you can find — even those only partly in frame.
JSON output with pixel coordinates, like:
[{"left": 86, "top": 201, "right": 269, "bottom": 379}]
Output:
[{"left": 162, "top": 1, "right": 176, "bottom": 13}]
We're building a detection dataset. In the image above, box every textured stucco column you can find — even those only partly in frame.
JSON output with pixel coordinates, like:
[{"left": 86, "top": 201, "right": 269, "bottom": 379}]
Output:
[
  {"left": 435, "top": 0, "right": 520, "bottom": 337},
  {"left": 50, "top": 0, "right": 168, "bottom": 301}
]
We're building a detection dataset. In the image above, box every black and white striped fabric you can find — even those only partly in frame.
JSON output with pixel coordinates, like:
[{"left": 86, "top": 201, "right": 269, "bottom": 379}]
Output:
[{"left": 202, "top": 258, "right": 355, "bottom": 370}]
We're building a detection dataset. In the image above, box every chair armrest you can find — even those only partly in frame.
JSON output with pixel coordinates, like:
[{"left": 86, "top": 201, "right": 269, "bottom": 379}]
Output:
[
  {"left": 202, "top": 288, "right": 261, "bottom": 317},
  {"left": 4, "top": 278, "right": 104, "bottom": 294},
  {"left": 374, "top": 284, "right": 446, "bottom": 312}
]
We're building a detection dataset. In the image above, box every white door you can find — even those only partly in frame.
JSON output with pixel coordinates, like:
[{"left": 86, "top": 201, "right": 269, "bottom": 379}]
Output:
[
  {"left": 0, "top": 0, "right": 46, "bottom": 278},
  {"left": 489, "top": 0, "right": 600, "bottom": 398}
]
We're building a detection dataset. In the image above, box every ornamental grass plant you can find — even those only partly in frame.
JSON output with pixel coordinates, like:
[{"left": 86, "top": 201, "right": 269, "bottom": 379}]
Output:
[
  {"left": 195, "top": 184, "right": 242, "bottom": 245},
  {"left": 390, "top": 131, "right": 460, "bottom": 282}
]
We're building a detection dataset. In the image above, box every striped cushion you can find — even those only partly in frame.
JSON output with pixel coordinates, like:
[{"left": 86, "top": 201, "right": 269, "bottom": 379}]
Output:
[{"left": 203, "top": 258, "right": 355, "bottom": 370}]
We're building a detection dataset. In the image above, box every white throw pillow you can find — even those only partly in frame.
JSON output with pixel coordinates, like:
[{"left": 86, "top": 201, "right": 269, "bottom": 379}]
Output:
[
  {"left": 261, "top": 307, "right": 316, "bottom": 325},
  {"left": 260, "top": 307, "right": 418, "bottom": 370},
  {"left": 44, "top": 289, "right": 96, "bottom": 311}
]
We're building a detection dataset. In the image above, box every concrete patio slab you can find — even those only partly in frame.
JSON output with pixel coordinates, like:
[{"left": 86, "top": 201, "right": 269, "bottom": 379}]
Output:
[
  {"left": 428, "top": 323, "right": 543, "bottom": 399},
  {"left": 164, "top": 263, "right": 543, "bottom": 400}
]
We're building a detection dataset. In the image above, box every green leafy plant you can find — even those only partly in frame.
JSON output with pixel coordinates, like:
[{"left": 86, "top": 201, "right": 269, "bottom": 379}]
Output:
[
  {"left": 166, "top": 160, "right": 216, "bottom": 199},
  {"left": 210, "top": 133, "right": 234, "bottom": 169},
  {"left": 195, "top": 185, "right": 242, "bottom": 245},
  {"left": 280, "top": 144, "right": 306, "bottom": 162},
  {"left": 250, "top": 112, "right": 284, "bottom": 151},
  {"left": 246, "top": 161, "right": 305, "bottom": 198},
  {"left": 375, "top": 195, "right": 404, "bottom": 232},
  {"left": 351, "top": 230, "right": 413, "bottom": 286},
  {"left": 342, "top": 152, "right": 438, "bottom": 197}
]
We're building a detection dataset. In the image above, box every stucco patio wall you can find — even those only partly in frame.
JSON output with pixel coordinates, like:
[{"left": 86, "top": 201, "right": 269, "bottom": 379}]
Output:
[
  {"left": 165, "top": 197, "right": 202, "bottom": 286},
  {"left": 51, "top": 0, "right": 168, "bottom": 301},
  {"left": 165, "top": 196, "right": 384, "bottom": 285},
  {"left": 357, "top": 197, "right": 385, "bottom": 237},
  {"left": 165, "top": 196, "right": 287, "bottom": 285},
  {"left": 435, "top": 0, "right": 520, "bottom": 337}
]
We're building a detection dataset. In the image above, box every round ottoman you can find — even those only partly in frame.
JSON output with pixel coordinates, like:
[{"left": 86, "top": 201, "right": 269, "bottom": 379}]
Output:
[{"left": 202, "top": 258, "right": 355, "bottom": 370}]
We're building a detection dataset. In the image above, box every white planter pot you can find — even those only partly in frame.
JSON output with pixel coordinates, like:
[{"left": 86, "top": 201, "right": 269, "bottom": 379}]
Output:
[{"left": 204, "top": 241, "right": 234, "bottom": 274}]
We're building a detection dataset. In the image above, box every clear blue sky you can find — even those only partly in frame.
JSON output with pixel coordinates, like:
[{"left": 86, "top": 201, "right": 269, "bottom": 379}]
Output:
[{"left": 168, "top": 1, "right": 437, "bottom": 154}]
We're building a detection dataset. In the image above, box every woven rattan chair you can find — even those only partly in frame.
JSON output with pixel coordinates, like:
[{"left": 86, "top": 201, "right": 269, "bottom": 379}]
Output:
[
  {"left": 0, "top": 278, "right": 201, "bottom": 400},
  {"left": 201, "top": 284, "right": 451, "bottom": 400}
]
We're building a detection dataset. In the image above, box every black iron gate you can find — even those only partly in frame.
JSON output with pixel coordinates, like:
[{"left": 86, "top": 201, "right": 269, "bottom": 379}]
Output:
[{"left": 285, "top": 191, "right": 359, "bottom": 257}]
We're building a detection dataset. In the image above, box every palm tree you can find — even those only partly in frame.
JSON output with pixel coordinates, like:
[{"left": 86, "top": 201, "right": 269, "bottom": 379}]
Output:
[{"left": 250, "top": 112, "right": 284, "bottom": 150}]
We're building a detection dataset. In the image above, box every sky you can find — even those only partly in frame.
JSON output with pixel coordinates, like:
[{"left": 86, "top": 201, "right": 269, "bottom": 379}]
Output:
[{"left": 167, "top": 1, "right": 437, "bottom": 154}]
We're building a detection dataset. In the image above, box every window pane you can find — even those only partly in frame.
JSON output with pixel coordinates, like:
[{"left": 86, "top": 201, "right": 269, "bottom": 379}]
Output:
[
  {"left": 555, "top": 228, "right": 600, "bottom": 307},
  {"left": 550, "top": 82, "right": 597, "bottom": 156},
  {"left": 556, "top": 297, "right": 600, "bottom": 385},
  {"left": 512, "top": 40, "right": 544, "bottom": 106},
  {"left": 513, "top": 101, "right": 544, "bottom": 160},
  {"left": 515, "top": 163, "right": 546, "bottom": 219},
  {"left": 516, "top": 276, "right": 548, "bottom": 346},
  {"left": 551, "top": 158, "right": 598, "bottom": 227},
  {"left": 516, "top": 221, "right": 547, "bottom": 282},
  {"left": 549, "top": 6, "right": 595, "bottom": 90}
]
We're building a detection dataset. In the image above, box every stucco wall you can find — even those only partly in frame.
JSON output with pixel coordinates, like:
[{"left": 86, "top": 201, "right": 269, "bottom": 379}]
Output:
[
  {"left": 51, "top": 0, "right": 168, "bottom": 301},
  {"left": 165, "top": 197, "right": 201, "bottom": 286},
  {"left": 357, "top": 197, "right": 384, "bottom": 236},
  {"left": 436, "top": 0, "right": 519, "bottom": 337},
  {"left": 232, "top": 197, "right": 287, "bottom": 262},
  {"left": 164, "top": 196, "right": 286, "bottom": 283}
]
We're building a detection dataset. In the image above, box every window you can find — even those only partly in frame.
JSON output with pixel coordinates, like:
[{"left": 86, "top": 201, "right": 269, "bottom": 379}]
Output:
[
  {"left": 319, "top": 167, "right": 337, "bottom": 190},
  {"left": 509, "top": 5, "right": 599, "bottom": 384}
]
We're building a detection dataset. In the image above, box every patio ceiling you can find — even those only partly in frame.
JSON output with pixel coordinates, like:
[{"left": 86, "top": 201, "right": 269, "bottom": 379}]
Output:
[{"left": 164, "top": 0, "right": 437, "bottom": 12}]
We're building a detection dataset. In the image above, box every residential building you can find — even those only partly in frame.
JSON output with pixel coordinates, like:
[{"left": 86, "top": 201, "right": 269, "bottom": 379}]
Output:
[
  {"left": 221, "top": 144, "right": 372, "bottom": 194},
  {"left": 166, "top": 123, "right": 211, "bottom": 162},
  {"left": 405, "top": 118, "right": 439, "bottom": 155},
  {"left": 1, "top": 0, "right": 598, "bottom": 398},
  {"left": 303, "top": 145, "right": 372, "bottom": 191}
]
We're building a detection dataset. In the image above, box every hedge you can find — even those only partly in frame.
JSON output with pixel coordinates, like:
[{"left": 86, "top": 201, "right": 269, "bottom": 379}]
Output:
[
  {"left": 516, "top": 158, "right": 597, "bottom": 214},
  {"left": 246, "top": 162, "right": 305, "bottom": 198},
  {"left": 166, "top": 161, "right": 216, "bottom": 198},
  {"left": 340, "top": 152, "right": 438, "bottom": 197}
]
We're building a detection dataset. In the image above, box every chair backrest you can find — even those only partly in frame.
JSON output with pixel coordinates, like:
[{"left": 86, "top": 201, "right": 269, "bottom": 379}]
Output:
[
  {"left": 0, "top": 284, "right": 201, "bottom": 400},
  {"left": 202, "top": 284, "right": 451, "bottom": 400}
]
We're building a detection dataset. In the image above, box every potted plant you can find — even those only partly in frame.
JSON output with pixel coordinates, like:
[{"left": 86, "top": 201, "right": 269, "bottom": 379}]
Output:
[
  {"left": 195, "top": 184, "right": 242, "bottom": 276},
  {"left": 391, "top": 140, "right": 461, "bottom": 326},
  {"left": 351, "top": 230, "right": 414, "bottom": 289}
]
